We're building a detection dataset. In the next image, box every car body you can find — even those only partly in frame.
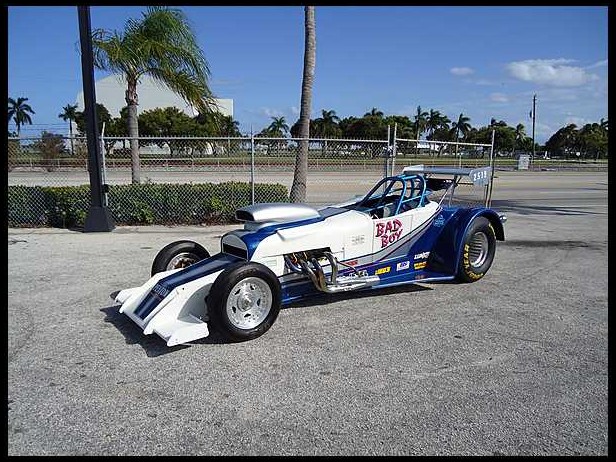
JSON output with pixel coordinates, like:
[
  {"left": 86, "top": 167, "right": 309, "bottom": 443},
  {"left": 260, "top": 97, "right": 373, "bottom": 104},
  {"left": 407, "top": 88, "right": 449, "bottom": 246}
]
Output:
[{"left": 113, "top": 165, "right": 506, "bottom": 346}]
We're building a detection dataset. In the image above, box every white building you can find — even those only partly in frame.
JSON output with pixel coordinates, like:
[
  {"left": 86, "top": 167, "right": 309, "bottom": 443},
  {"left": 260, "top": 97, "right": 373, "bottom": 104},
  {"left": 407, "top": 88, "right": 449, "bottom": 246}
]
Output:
[{"left": 75, "top": 74, "right": 233, "bottom": 119}]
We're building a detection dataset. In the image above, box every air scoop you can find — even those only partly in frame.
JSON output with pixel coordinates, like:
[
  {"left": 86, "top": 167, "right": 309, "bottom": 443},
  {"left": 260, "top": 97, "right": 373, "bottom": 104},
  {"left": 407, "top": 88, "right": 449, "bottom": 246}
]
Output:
[{"left": 236, "top": 202, "right": 321, "bottom": 223}]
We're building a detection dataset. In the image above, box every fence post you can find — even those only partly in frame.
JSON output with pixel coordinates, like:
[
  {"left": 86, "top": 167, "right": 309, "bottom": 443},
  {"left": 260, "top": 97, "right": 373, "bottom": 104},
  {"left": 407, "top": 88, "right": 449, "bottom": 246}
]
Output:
[
  {"left": 486, "top": 129, "right": 496, "bottom": 207},
  {"left": 384, "top": 125, "right": 391, "bottom": 179},
  {"left": 250, "top": 128, "right": 255, "bottom": 205},
  {"left": 391, "top": 123, "right": 398, "bottom": 176}
]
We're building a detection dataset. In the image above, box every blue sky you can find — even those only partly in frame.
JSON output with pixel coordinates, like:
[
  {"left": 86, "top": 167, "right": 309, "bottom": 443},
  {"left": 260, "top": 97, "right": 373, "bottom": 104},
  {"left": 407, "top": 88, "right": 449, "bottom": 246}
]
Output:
[{"left": 7, "top": 5, "right": 608, "bottom": 143}]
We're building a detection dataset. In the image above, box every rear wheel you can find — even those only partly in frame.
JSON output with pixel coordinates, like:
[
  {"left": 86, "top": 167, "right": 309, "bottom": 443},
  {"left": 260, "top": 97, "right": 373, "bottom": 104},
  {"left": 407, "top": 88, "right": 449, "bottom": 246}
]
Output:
[
  {"left": 151, "top": 240, "right": 210, "bottom": 276},
  {"left": 456, "top": 217, "right": 496, "bottom": 283},
  {"left": 207, "top": 262, "right": 281, "bottom": 342}
]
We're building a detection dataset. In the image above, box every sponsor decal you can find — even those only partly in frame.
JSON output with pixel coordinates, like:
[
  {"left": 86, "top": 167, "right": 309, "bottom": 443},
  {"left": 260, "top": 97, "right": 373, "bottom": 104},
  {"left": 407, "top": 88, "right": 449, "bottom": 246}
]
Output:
[
  {"left": 375, "top": 266, "right": 391, "bottom": 275},
  {"left": 375, "top": 218, "right": 404, "bottom": 248},
  {"left": 396, "top": 260, "right": 410, "bottom": 271},
  {"left": 350, "top": 235, "right": 365, "bottom": 246},
  {"left": 434, "top": 214, "right": 445, "bottom": 227},
  {"left": 152, "top": 283, "right": 170, "bottom": 298},
  {"left": 345, "top": 259, "right": 358, "bottom": 266},
  {"left": 463, "top": 243, "right": 484, "bottom": 280},
  {"left": 357, "top": 270, "right": 369, "bottom": 277},
  {"left": 414, "top": 251, "right": 430, "bottom": 260},
  {"left": 414, "top": 261, "right": 427, "bottom": 270}
]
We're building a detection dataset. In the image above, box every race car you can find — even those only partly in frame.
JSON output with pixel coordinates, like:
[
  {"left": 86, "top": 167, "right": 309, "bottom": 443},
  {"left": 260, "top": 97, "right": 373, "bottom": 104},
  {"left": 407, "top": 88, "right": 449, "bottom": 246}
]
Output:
[{"left": 113, "top": 165, "right": 506, "bottom": 346}]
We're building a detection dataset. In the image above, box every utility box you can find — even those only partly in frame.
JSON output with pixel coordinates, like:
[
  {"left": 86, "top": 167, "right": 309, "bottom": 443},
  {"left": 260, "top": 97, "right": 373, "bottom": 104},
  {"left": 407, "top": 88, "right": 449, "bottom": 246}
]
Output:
[{"left": 517, "top": 154, "right": 530, "bottom": 170}]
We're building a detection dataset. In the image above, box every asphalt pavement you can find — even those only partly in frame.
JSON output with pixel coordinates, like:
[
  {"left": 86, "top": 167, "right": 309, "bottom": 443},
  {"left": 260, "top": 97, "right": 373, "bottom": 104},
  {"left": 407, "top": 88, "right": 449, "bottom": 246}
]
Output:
[{"left": 7, "top": 171, "right": 608, "bottom": 455}]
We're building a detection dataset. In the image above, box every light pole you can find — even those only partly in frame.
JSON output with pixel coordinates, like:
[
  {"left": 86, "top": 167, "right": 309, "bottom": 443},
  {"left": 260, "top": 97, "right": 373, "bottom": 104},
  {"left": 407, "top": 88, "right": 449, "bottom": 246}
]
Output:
[{"left": 531, "top": 94, "right": 537, "bottom": 163}]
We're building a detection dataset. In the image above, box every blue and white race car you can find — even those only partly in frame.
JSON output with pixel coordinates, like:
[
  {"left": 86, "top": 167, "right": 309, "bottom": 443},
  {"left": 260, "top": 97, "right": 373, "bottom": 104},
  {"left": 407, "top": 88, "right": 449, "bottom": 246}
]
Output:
[{"left": 113, "top": 165, "right": 506, "bottom": 346}]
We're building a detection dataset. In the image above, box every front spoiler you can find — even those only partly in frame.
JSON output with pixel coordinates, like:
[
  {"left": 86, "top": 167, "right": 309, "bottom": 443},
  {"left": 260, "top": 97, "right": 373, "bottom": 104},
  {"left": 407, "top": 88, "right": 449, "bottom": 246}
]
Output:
[{"left": 113, "top": 253, "right": 243, "bottom": 346}]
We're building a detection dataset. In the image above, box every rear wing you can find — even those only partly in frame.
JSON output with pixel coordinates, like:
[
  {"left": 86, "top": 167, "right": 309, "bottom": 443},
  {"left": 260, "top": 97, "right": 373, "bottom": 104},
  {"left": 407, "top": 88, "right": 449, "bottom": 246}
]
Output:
[{"left": 402, "top": 165, "right": 494, "bottom": 207}]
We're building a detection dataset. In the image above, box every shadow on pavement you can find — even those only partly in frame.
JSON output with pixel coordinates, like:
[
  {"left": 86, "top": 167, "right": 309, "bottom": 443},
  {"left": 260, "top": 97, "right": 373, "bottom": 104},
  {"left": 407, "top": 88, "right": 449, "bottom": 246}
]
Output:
[{"left": 489, "top": 199, "right": 602, "bottom": 216}]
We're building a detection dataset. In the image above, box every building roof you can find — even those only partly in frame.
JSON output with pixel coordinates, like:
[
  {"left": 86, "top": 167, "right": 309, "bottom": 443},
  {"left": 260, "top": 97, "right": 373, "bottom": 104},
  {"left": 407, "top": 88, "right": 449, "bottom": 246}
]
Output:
[{"left": 75, "top": 74, "right": 233, "bottom": 118}]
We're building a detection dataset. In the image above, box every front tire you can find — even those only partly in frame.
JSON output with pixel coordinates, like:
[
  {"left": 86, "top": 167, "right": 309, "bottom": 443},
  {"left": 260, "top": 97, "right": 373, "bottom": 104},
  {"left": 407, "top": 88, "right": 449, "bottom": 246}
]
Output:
[
  {"left": 151, "top": 240, "right": 210, "bottom": 276},
  {"left": 456, "top": 216, "right": 496, "bottom": 283},
  {"left": 207, "top": 262, "right": 282, "bottom": 342}
]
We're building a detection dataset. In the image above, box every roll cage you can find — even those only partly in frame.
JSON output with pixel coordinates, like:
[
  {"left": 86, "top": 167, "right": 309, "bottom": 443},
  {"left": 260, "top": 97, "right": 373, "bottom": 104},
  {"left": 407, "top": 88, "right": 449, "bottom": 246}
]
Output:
[
  {"left": 346, "top": 165, "right": 494, "bottom": 219},
  {"left": 352, "top": 173, "right": 429, "bottom": 219}
]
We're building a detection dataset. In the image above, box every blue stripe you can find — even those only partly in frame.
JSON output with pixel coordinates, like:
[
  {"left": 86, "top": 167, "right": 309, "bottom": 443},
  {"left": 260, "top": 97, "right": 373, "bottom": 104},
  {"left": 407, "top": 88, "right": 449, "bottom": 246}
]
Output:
[{"left": 134, "top": 253, "right": 242, "bottom": 320}]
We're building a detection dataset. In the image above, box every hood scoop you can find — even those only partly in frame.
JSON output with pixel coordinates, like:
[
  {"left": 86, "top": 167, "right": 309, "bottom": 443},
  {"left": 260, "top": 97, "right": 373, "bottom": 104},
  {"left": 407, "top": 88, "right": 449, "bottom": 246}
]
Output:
[{"left": 236, "top": 202, "right": 321, "bottom": 224}]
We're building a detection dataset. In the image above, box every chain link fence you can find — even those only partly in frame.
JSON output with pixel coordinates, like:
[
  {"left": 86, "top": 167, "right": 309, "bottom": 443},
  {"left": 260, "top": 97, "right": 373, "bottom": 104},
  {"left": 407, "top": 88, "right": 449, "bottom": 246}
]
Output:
[{"left": 8, "top": 132, "right": 511, "bottom": 226}]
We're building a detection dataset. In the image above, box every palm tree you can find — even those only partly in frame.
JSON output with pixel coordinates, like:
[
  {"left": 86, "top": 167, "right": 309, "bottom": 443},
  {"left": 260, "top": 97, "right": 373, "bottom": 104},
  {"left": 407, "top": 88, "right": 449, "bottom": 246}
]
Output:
[
  {"left": 319, "top": 109, "right": 340, "bottom": 135},
  {"left": 413, "top": 105, "right": 429, "bottom": 154},
  {"left": 451, "top": 113, "right": 471, "bottom": 163},
  {"left": 364, "top": 107, "right": 384, "bottom": 118},
  {"left": 267, "top": 116, "right": 290, "bottom": 137},
  {"left": 91, "top": 6, "right": 214, "bottom": 183},
  {"left": 513, "top": 123, "right": 526, "bottom": 154},
  {"left": 58, "top": 103, "right": 78, "bottom": 155},
  {"left": 290, "top": 6, "right": 316, "bottom": 203},
  {"left": 7, "top": 97, "right": 35, "bottom": 136}
]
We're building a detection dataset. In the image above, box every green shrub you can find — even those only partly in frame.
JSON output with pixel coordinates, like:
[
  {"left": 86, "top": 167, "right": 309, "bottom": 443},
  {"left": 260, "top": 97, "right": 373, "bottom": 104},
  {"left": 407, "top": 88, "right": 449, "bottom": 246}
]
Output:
[{"left": 7, "top": 182, "right": 289, "bottom": 228}]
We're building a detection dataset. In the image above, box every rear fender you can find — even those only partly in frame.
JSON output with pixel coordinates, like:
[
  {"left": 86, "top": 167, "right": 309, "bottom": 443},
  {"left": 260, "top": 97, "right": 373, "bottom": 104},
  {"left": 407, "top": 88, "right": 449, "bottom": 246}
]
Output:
[{"left": 427, "top": 208, "right": 504, "bottom": 276}]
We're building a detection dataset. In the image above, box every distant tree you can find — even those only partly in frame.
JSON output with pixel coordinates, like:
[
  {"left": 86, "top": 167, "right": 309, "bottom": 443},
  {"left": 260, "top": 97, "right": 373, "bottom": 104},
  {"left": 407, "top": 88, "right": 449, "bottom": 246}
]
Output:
[
  {"left": 426, "top": 109, "right": 450, "bottom": 138},
  {"left": 7, "top": 97, "right": 35, "bottom": 136},
  {"left": 312, "top": 109, "right": 341, "bottom": 138},
  {"left": 384, "top": 114, "right": 414, "bottom": 140},
  {"left": 451, "top": 112, "right": 472, "bottom": 159},
  {"left": 58, "top": 103, "right": 79, "bottom": 155},
  {"left": 340, "top": 114, "right": 387, "bottom": 140},
  {"left": 545, "top": 124, "right": 579, "bottom": 158},
  {"left": 74, "top": 103, "right": 112, "bottom": 135},
  {"left": 364, "top": 107, "right": 384, "bottom": 118},
  {"left": 578, "top": 122, "right": 608, "bottom": 160},
  {"left": 91, "top": 6, "right": 215, "bottom": 183},
  {"left": 267, "top": 116, "right": 290, "bottom": 137},
  {"left": 36, "top": 131, "right": 66, "bottom": 171},
  {"left": 413, "top": 105, "right": 429, "bottom": 154}
]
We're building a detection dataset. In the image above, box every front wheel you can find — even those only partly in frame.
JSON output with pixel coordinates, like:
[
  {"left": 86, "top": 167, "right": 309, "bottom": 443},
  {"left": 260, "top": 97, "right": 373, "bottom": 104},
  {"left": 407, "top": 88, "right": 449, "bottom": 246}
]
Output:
[
  {"left": 151, "top": 240, "right": 210, "bottom": 276},
  {"left": 207, "top": 262, "right": 282, "bottom": 342},
  {"left": 456, "top": 216, "right": 496, "bottom": 283}
]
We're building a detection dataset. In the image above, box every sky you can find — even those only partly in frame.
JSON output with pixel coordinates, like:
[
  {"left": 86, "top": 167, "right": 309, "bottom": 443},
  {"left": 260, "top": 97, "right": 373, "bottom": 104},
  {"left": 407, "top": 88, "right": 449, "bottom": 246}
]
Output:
[{"left": 7, "top": 5, "right": 609, "bottom": 144}]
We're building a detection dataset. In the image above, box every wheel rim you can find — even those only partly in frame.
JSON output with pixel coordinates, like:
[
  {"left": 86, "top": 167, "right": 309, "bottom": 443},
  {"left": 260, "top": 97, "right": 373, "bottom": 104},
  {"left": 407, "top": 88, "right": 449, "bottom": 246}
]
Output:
[
  {"left": 226, "top": 277, "right": 272, "bottom": 330},
  {"left": 468, "top": 231, "right": 489, "bottom": 268},
  {"left": 166, "top": 252, "right": 201, "bottom": 271}
]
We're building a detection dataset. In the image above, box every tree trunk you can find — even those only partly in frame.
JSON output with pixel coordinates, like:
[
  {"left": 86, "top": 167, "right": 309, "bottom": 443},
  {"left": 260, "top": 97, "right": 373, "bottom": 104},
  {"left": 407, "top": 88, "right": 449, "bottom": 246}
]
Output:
[
  {"left": 290, "top": 6, "right": 315, "bottom": 203},
  {"left": 69, "top": 121, "right": 74, "bottom": 156},
  {"left": 126, "top": 79, "right": 141, "bottom": 184}
]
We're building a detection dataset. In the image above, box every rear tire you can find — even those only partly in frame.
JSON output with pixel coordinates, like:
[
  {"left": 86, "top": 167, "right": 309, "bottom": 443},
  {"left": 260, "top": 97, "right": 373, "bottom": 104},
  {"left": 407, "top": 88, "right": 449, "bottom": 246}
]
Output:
[
  {"left": 207, "top": 262, "right": 282, "bottom": 342},
  {"left": 456, "top": 217, "right": 496, "bottom": 283},
  {"left": 151, "top": 240, "right": 210, "bottom": 276}
]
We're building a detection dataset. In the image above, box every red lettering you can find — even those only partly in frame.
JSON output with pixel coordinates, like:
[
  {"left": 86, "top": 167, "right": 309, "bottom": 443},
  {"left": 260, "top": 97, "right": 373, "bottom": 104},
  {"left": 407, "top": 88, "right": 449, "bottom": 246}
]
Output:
[{"left": 377, "top": 219, "right": 404, "bottom": 248}]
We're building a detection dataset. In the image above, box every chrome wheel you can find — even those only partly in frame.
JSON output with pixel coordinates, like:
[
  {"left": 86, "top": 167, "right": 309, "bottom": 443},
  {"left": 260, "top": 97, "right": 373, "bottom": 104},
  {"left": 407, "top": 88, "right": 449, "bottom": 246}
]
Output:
[
  {"left": 166, "top": 252, "right": 201, "bottom": 271},
  {"left": 468, "top": 231, "right": 489, "bottom": 267},
  {"left": 226, "top": 277, "right": 272, "bottom": 330}
]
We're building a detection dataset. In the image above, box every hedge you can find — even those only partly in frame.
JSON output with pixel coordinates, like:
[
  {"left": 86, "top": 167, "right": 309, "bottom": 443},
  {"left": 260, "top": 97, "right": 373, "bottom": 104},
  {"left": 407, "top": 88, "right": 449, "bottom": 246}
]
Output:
[{"left": 8, "top": 182, "right": 289, "bottom": 228}]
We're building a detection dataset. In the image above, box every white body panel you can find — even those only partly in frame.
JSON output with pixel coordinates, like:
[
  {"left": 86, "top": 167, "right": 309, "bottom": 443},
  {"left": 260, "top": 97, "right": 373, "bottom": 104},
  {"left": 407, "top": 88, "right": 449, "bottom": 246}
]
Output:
[{"left": 115, "top": 268, "right": 224, "bottom": 347}]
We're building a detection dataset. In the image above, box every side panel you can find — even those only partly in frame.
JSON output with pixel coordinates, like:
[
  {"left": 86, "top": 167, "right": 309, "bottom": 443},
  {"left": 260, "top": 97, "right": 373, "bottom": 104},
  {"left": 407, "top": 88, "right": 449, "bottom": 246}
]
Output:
[{"left": 427, "top": 207, "right": 504, "bottom": 277}]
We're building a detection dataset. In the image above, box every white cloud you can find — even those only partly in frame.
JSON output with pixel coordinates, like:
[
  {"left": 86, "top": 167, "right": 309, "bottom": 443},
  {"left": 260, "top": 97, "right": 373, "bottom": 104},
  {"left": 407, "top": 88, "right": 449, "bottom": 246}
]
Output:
[
  {"left": 259, "top": 107, "right": 284, "bottom": 118},
  {"left": 450, "top": 67, "right": 474, "bottom": 76},
  {"left": 490, "top": 92, "right": 509, "bottom": 103},
  {"left": 586, "top": 59, "right": 608, "bottom": 69},
  {"left": 506, "top": 59, "right": 599, "bottom": 87}
]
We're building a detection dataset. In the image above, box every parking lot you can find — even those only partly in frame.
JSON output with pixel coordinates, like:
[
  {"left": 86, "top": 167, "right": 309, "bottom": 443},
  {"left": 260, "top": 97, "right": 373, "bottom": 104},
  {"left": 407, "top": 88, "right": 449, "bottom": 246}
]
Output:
[{"left": 7, "top": 171, "right": 608, "bottom": 455}]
